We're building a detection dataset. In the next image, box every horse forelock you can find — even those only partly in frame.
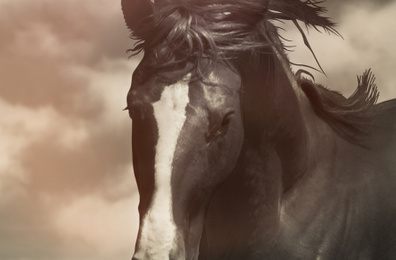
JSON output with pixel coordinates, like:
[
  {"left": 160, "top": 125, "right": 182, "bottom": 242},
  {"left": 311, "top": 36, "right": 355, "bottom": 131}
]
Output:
[
  {"left": 129, "top": 0, "right": 270, "bottom": 76},
  {"left": 126, "top": 0, "right": 338, "bottom": 75}
]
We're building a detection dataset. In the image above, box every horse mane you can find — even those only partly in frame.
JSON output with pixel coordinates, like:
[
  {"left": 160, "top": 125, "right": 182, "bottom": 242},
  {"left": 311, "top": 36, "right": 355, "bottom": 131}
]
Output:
[
  {"left": 298, "top": 70, "right": 379, "bottom": 145},
  {"left": 124, "top": 0, "right": 379, "bottom": 145},
  {"left": 126, "top": 0, "right": 337, "bottom": 73}
]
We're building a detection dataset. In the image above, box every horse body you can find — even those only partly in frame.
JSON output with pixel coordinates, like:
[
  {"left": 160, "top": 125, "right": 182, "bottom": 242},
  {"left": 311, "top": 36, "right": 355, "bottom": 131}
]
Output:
[{"left": 121, "top": 1, "right": 396, "bottom": 259}]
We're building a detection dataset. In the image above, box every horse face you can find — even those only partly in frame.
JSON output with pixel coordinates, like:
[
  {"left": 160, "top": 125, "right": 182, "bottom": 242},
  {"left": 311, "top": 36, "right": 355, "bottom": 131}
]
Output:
[{"left": 127, "top": 60, "right": 243, "bottom": 260}]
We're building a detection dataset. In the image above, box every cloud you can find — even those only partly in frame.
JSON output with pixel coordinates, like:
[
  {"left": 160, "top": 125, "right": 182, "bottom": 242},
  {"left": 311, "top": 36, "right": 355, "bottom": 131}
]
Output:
[
  {"left": 0, "top": 0, "right": 137, "bottom": 194},
  {"left": 0, "top": 189, "right": 139, "bottom": 260},
  {"left": 53, "top": 193, "right": 139, "bottom": 260},
  {"left": 323, "top": 0, "right": 396, "bottom": 19},
  {"left": 0, "top": 0, "right": 132, "bottom": 116},
  {"left": 12, "top": 59, "right": 137, "bottom": 198},
  {"left": 0, "top": 0, "right": 140, "bottom": 259},
  {"left": 0, "top": 191, "right": 64, "bottom": 260}
]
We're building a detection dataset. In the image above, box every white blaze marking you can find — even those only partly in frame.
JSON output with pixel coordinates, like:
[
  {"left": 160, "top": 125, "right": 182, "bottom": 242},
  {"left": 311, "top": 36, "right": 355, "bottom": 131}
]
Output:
[{"left": 138, "top": 75, "right": 190, "bottom": 259}]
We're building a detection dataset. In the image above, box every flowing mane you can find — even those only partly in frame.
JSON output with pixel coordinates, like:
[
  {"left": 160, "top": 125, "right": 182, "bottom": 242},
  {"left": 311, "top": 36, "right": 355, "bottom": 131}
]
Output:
[
  {"left": 122, "top": 0, "right": 379, "bottom": 145},
  {"left": 124, "top": 0, "right": 336, "bottom": 70},
  {"left": 298, "top": 70, "right": 379, "bottom": 145}
]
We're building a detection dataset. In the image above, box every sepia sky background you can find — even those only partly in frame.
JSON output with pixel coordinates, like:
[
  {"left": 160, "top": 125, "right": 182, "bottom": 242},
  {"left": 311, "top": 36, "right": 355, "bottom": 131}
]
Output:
[{"left": 1, "top": 0, "right": 396, "bottom": 259}]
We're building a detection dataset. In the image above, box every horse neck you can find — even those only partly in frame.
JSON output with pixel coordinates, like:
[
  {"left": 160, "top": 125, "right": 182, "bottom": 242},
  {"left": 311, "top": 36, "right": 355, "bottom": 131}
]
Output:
[
  {"left": 201, "top": 51, "right": 338, "bottom": 256},
  {"left": 238, "top": 48, "right": 340, "bottom": 214},
  {"left": 240, "top": 49, "right": 325, "bottom": 191}
]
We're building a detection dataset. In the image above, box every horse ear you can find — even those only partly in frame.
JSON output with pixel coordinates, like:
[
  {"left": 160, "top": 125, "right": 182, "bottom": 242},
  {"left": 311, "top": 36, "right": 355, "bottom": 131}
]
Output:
[{"left": 121, "top": 0, "right": 154, "bottom": 33}]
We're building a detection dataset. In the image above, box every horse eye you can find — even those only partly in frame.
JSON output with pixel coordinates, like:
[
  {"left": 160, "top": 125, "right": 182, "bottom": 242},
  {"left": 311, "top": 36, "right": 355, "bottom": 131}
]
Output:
[
  {"left": 214, "top": 124, "right": 228, "bottom": 137},
  {"left": 221, "top": 111, "right": 234, "bottom": 127},
  {"left": 206, "top": 111, "right": 235, "bottom": 144}
]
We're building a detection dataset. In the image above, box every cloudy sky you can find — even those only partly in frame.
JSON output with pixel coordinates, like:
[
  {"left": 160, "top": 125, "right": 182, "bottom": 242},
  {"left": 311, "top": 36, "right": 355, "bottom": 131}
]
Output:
[{"left": 1, "top": 1, "right": 395, "bottom": 259}]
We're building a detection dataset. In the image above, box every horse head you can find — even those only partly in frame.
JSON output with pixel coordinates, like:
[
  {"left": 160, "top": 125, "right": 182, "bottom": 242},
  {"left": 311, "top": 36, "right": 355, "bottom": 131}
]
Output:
[
  {"left": 127, "top": 56, "right": 246, "bottom": 259},
  {"left": 122, "top": 1, "right": 270, "bottom": 258},
  {"left": 122, "top": 1, "right": 345, "bottom": 259}
]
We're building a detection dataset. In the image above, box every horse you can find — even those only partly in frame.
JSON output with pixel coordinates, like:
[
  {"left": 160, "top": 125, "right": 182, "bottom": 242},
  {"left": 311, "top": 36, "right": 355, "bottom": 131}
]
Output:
[{"left": 121, "top": 0, "right": 396, "bottom": 259}]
